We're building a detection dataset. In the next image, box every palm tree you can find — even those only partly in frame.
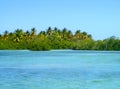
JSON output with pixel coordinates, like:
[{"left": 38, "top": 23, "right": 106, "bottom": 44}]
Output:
[
  {"left": 38, "top": 31, "right": 46, "bottom": 40},
  {"left": 8, "top": 32, "right": 14, "bottom": 40},
  {"left": 67, "top": 30, "right": 73, "bottom": 39},
  {"left": 24, "top": 30, "right": 31, "bottom": 39},
  {"left": 39, "top": 31, "right": 46, "bottom": 36},
  {"left": 82, "top": 31, "right": 88, "bottom": 39},
  {"left": 13, "top": 29, "right": 24, "bottom": 42},
  {"left": 88, "top": 34, "right": 92, "bottom": 39},
  {"left": 54, "top": 27, "right": 58, "bottom": 32},
  {"left": 13, "top": 37, "right": 20, "bottom": 43},
  {"left": 15, "top": 29, "right": 24, "bottom": 38},
  {"left": 62, "top": 28, "right": 67, "bottom": 39},
  {"left": 9, "top": 32, "right": 13, "bottom": 36},
  {"left": 4, "top": 30, "right": 9, "bottom": 35},
  {"left": 46, "top": 27, "right": 52, "bottom": 36},
  {"left": 52, "top": 27, "right": 60, "bottom": 38},
  {"left": 74, "top": 30, "right": 82, "bottom": 39},
  {"left": 25, "top": 30, "right": 30, "bottom": 35},
  {"left": 0, "top": 34, "right": 1, "bottom": 37},
  {"left": 58, "top": 29, "right": 61, "bottom": 34},
  {"left": 3, "top": 30, "right": 9, "bottom": 40},
  {"left": 31, "top": 28, "right": 36, "bottom": 36},
  {"left": 62, "top": 28, "right": 67, "bottom": 33}
]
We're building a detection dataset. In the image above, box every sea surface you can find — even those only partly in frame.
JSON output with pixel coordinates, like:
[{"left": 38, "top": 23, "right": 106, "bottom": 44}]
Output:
[{"left": 0, "top": 50, "right": 120, "bottom": 89}]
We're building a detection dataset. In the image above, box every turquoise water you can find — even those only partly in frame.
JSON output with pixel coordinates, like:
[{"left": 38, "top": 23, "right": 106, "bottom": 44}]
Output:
[{"left": 0, "top": 50, "right": 120, "bottom": 89}]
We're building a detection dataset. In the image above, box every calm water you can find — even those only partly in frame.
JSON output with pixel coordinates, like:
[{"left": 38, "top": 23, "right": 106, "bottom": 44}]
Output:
[{"left": 0, "top": 50, "right": 120, "bottom": 89}]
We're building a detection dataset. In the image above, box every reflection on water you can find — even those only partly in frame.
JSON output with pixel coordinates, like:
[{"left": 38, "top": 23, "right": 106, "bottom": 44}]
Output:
[{"left": 0, "top": 50, "right": 120, "bottom": 89}]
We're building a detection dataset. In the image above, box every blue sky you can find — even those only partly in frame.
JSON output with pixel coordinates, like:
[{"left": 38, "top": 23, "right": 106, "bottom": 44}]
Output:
[{"left": 0, "top": 0, "right": 120, "bottom": 40}]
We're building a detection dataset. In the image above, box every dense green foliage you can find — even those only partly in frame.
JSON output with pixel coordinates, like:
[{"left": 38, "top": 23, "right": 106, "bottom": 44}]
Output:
[{"left": 0, "top": 27, "right": 120, "bottom": 50}]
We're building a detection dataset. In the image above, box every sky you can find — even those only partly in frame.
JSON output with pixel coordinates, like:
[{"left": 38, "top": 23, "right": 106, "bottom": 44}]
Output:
[{"left": 0, "top": 0, "right": 120, "bottom": 40}]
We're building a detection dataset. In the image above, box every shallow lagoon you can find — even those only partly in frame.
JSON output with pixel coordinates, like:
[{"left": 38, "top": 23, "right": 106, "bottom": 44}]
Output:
[{"left": 0, "top": 50, "right": 120, "bottom": 89}]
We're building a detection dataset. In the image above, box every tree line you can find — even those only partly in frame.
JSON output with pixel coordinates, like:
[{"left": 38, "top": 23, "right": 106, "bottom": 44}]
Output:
[{"left": 0, "top": 27, "right": 120, "bottom": 50}]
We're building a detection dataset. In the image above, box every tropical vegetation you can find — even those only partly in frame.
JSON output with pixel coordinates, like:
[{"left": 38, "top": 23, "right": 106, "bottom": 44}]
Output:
[{"left": 0, "top": 27, "right": 120, "bottom": 51}]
